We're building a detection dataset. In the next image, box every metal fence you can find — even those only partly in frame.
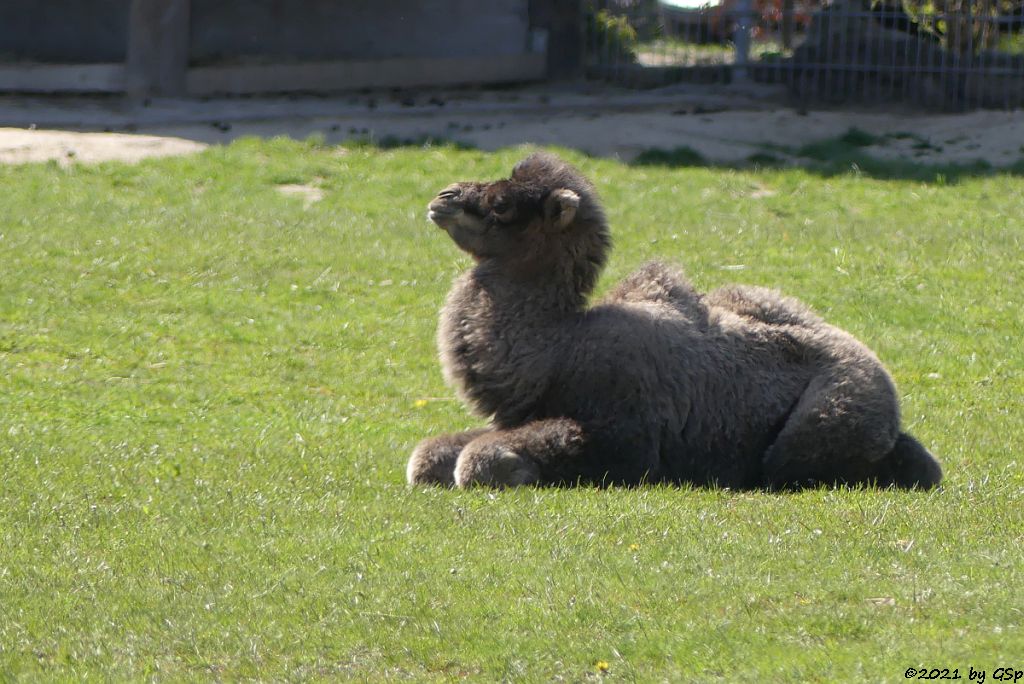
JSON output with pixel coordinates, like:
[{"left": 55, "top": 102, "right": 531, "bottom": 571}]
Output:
[{"left": 585, "top": 0, "right": 1024, "bottom": 108}]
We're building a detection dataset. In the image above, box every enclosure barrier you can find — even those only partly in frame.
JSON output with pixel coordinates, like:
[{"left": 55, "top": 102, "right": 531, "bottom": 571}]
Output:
[{"left": 586, "top": 0, "right": 1024, "bottom": 109}]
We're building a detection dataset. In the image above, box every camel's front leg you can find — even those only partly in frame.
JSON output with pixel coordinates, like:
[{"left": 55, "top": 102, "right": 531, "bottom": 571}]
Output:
[
  {"left": 407, "top": 429, "right": 491, "bottom": 486},
  {"left": 454, "top": 418, "right": 586, "bottom": 488}
]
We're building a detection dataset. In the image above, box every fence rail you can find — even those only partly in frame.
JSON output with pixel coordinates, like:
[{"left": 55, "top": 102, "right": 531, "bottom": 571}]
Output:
[{"left": 586, "top": 0, "right": 1024, "bottom": 108}]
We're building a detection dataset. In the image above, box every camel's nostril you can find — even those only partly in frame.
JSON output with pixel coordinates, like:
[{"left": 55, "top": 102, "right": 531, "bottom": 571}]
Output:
[{"left": 437, "top": 187, "right": 462, "bottom": 200}]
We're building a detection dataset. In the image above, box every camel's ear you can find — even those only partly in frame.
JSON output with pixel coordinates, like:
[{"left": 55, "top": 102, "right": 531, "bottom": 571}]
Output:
[{"left": 544, "top": 189, "right": 580, "bottom": 230}]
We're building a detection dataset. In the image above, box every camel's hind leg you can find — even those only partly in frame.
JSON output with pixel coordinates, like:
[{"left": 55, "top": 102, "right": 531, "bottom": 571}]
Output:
[
  {"left": 761, "top": 365, "right": 902, "bottom": 488},
  {"left": 870, "top": 432, "right": 943, "bottom": 489}
]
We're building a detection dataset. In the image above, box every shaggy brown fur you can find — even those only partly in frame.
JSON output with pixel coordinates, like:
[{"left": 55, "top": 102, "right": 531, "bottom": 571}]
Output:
[{"left": 407, "top": 152, "right": 943, "bottom": 490}]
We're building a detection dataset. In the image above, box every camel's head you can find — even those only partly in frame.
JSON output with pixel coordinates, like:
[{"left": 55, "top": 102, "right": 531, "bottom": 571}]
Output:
[{"left": 427, "top": 153, "right": 611, "bottom": 293}]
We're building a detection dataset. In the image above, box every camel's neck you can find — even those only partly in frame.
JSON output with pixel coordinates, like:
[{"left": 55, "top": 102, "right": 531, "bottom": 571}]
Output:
[
  {"left": 474, "top": 261, "right": 588, "bottom": 317},
  {"left": 437, "top": 263, "right": 581, "bottom": 425}
]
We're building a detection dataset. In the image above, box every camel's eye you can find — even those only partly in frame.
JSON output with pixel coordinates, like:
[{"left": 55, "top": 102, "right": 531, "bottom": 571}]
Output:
[{"left": 491, "top": 198, "right": 510, "bottom": 215}]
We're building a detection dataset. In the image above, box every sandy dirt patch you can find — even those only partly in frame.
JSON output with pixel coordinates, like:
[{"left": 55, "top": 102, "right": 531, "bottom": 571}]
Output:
[
  {"left": 0, "top": 127, "right": 206, "bottom": 165},
  {"left": 275, "top": 183, "right": 325, "bottom": 207},
  {"left": 142, "top": 107, "right": 1021, "bottom": 166},
  {"left": 1, "top": 90, "right": 1021, "bottom": 167}
]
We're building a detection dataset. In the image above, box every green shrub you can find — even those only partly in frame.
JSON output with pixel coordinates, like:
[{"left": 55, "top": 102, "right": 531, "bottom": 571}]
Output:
[{"left": 587, "top": 9, "right": 639, "bottom": 63}]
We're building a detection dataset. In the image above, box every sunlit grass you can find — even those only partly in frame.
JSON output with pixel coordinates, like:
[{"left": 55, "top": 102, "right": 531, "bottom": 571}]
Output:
[{"left": 0, "top": 139, "right": 1021, "bottom": 680}]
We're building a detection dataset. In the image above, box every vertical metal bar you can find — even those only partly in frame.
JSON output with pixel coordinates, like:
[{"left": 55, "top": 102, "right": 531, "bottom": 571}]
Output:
[
  {"left": 827, "top": 1, "right": 837, "bottom": 102},
  {"left": 949, "top": 13, "right": 958, "bottom": 109},
  {"left": 968, "top": 8, "right": 977, "bottom": 108},
  {"left": 734, "top": 0, "right": 754, "bottom": 81},
  {"left": 976, "top": 9, "right": 987, "bottom": 109},
  {"left": 833, "top": 1, "right": 845, "bottom": 103},
  {"left": 901, "top": 2, "right": 913, "bottom": 105},
  {"left": 871, "top": 0, "right": 882, "bottom": 103},
  {"left": 782, "top": 0, "right": 795, "bottom": 49},
  {"left": 888, "top": 1, "right": 897, "bottom": 103},
  {"left": 966, "top": 0, "right": 974, "bottom": 107}
]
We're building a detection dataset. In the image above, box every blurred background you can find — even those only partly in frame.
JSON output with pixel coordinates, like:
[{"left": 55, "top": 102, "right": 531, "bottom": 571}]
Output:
[
  {"left": 588, "top": 0, "right": 1024, "bottom": 107},
  {"left": 0, "top": 0, "right": 1021, "bottom": 110}
]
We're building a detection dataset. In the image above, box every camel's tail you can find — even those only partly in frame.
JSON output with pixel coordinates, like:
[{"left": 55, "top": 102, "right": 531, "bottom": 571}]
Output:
[{"left": 885, "top": 432, "right": 943, "bottom": 489}]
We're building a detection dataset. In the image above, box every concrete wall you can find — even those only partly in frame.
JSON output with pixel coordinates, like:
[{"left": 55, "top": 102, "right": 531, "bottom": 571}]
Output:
[
  {"left": 0, "top": 0, "right": 581, "bottom": 93},
  {"left": 0, "top": 0, "right": 533, "bottom": 64},
  {"left": 189, "top": 0, "right": 531, "bottom": 63},
  {"left": 0, "top": 0, "right": 130, "bottom": 62}
]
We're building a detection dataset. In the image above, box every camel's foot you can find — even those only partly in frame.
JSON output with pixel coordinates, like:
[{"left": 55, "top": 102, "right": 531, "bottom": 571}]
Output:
[{"left": 454, "top": 442, "right": 540, "bottom": 488}]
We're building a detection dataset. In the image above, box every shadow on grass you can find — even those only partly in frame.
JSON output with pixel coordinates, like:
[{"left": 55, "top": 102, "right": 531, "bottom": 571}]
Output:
[
  {"left": 367, "top": 134, "right": 478, "bottom": 151},
  {"left": 344, "top": 129, "right": 1023, "bottom": 184},
  {"left": 632, "top": 128, "right": 1024, "bottom": 183}
]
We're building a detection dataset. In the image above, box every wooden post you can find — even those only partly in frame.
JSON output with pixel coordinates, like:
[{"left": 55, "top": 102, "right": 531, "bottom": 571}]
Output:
[
  {"left": 126, "top": 0, "right": 190, "bottom": 96},
  {"left": 529, "top": 0, "right": 584, "bottom": 79}
]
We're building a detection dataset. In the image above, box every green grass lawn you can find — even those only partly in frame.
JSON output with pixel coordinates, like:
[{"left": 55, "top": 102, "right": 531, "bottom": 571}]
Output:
[{"left": 1, "top": 138, "right": 1022, "bottom": 681}]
